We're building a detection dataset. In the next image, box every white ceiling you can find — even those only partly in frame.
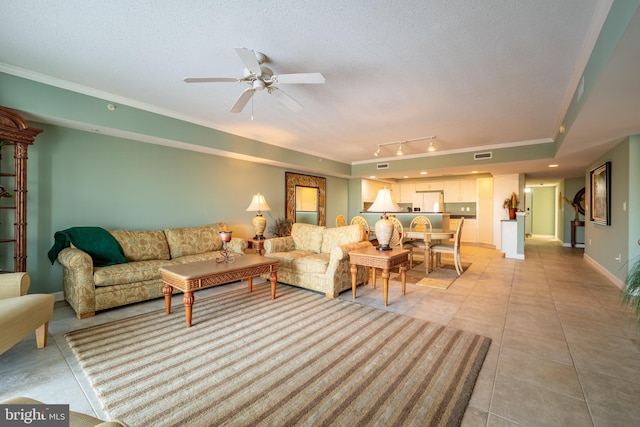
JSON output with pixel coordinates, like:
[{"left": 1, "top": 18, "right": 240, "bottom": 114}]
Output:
[{"left": 1, "top": 0, "right": 638, "bottom": 184}]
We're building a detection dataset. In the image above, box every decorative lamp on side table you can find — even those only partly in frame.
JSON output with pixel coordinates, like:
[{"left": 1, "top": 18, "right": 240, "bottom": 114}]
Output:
[
  {"left": 246, "top": 192, "right": 271, "bottom": 240},
  {"left": 367, "top": 187, "right": 401, "bottom": 251}
]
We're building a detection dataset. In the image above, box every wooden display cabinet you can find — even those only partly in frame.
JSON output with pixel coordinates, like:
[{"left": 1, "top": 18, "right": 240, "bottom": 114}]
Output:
[{"left": 0, "top": 106, "right": 42, "bottom": 272}]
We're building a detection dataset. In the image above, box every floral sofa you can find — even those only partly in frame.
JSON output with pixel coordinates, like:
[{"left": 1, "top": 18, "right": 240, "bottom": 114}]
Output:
[
  {"left": 262, "top": 223, "right": 372, "bottom": 297},
  {"left": 56, "top": 223, "right": 247, "bottom": 319}
]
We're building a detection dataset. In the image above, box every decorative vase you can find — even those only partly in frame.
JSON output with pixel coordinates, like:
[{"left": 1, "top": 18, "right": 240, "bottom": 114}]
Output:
[{"left": 508, "top": 208, "right": 517, "bottom": 220}]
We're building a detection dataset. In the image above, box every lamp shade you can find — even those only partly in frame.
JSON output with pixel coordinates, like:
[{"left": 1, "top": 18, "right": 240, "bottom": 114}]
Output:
[
  {"left": 367, "top": 188, "right": 401, "bottom": 251},
  {"left": 246, "top": 193, "right": 271, "bottom": 213},
  {"left": 246, "top": 193, "right": 271, "bottom": 240},
  {"left": 367, "top": 188, "right": 401, "bottom": 213}
]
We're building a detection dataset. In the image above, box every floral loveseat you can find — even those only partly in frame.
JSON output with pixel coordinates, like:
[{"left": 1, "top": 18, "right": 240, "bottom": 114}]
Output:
[
  {"left": 56, "top": 223, "right": 247, "bottom": 319},
  {"left": 262, "top": 223, "right": 372, "bottom": 297}
]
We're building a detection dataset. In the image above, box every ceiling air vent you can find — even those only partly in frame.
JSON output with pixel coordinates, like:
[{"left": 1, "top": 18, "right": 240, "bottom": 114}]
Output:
[
  {"left": 474, "top": 152, "right": 492, "bottom": 160},
  {"left": 376, "top": 163, "right": 390, "bottom": 169}
]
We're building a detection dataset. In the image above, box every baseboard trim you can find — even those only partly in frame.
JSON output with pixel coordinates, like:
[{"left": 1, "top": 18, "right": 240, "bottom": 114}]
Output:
[{"left": 583, "top": 253, "right": 625, "bottom": 290}]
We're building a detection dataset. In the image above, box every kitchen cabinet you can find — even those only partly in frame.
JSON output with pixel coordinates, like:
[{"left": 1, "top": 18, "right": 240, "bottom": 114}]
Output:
[
  {"left": 443, "top": 180, "right": 476, "bottom": 202},
  {"left": 415, "top": 181, "right": 443, "bottom": 191},
  {"left": 399, "top": 183, "right": 415, "bottom": 203},
  {"left": 449, "top": 218, "right": 477, "bottom": 243},
  {"left": 476, "top": 177, "right": 493, "bottom": 245},
  {"left": 362, "top": 179, "right": 385, "bottom": 203}
]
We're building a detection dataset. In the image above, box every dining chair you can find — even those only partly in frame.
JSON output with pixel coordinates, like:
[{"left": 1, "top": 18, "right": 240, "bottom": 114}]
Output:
[
  {"left": 335, "top": 214, "right": 347, "bottom": 227},
  {"left": 406, "top": 216, "right": 432, "bottom": 267},
  {"left": 430, "top": 217, "right": 464, "bottom": 275},
  {"left": 350, "top": 215, "right": 370, "bottom": 241}
]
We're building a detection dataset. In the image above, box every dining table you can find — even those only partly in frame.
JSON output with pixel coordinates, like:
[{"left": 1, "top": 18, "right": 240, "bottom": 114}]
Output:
[{"left": 404, "top": 229, "right": 455, "bottom": 274}]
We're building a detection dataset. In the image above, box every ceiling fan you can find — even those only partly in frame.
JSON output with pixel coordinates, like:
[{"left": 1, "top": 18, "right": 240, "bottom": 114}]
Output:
[{"left": 184, "top": 48, "right": 325, "bottom": 113}]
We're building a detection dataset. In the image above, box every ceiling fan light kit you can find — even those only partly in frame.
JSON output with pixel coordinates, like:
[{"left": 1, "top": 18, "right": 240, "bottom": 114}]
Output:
[{"left": 184, "top": 47, "right": 325, "bottom": 114}]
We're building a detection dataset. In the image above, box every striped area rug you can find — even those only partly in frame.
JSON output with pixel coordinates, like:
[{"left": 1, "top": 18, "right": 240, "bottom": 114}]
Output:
[{"left": 66, "top": 284, "right": 491, "bottom": 426}]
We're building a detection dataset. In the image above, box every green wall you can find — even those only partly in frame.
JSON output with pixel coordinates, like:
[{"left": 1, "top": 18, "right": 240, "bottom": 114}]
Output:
[
  {"left": 531, "top": 187, "right": 556, "bottom": 237},
  {"left": 585, "top": 137, "right": 632, "bottom": 283},
  {"left": 13, "top": 124, "right": 348, "bottom": 294}
]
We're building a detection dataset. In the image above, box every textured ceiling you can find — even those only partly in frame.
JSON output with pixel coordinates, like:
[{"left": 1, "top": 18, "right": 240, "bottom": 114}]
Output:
[{"left": 1, "top": 0, "right": 638, "bottom": 183}]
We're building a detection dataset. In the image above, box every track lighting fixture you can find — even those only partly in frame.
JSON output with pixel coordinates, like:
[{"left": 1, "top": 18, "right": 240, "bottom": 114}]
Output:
[{"left": 372, "top": 136, "right": 437, "bottom": 158}]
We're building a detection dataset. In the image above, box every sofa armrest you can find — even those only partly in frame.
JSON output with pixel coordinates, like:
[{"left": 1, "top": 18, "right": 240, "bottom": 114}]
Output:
[
  {"left": 0, "top": 272, "right": 30, "bottom": 300},
  {"left": 331, "top": 241, "right": 374, "bottom": 262},
  {"left": 57, "top": 247, "right": 98, "bottom": 318},
  {"left": 227, "top": 237, "right": 248, "bottom": 254},
  {"left": 263, "top": 237, "right": 295, "bottom": 254},
  {"left": 326, "top": 241, "right": 373, "bottom": 273},
  {"left": 57, "top": 247, "right": 94, "bottom": 270}
]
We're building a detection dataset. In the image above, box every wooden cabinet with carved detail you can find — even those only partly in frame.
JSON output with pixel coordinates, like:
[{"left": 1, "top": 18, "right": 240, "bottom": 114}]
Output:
[{"left": 0, "top": 106, "right": 42, "bottom": 272}]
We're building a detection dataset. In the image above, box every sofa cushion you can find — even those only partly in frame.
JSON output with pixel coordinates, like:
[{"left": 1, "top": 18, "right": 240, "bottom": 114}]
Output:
[
  {"left": 109, "top": 229, "right": 171, "bottom": 262},
  {"left": 320, "top": 224, "right": 363, "bottom": 253},
  {"left": 163, "top": 225, "right": 223, "bottom": 259},
  {"left": 265, "top": 250, "right": 316, "bottom": 269},
  {"left": 292, "top": 252, "right": 331, "bottom": 274},
  {"left": 291, "top": 223, "right": 325, "bottom": 253},
  {"left": 93, "top": 259, "right": 173, "bottom": 286}
]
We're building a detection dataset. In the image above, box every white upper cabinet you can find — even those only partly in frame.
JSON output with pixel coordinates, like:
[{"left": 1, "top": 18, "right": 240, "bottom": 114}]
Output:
[
  {"left": 415, "top": 181, "right": 443, "bottom": 191},
  {"left": 443, "top": 180, "right": 476, "bottom": 202}
]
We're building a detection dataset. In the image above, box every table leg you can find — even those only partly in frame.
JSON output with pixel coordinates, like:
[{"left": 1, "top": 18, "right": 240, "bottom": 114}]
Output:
[
  {"left": 400, "top": 262, "right": 407, "bottom": 295},
  {"left": 382, "top": 268, "right": 390, "bottom": 306},
  {"left": 372, "top": 267, "right": 377, "bottom": 289},
  {"left": 162, "top": 283, "right": 173, "bottom": 314},
  {"left": 270, "top": 271, "right": 277, "bottom": 299},
  {"left": 183, "top": 291, "right": 194, "bottom": 328},
  {"left": 248, "top": 276, "right": 253, "bottom": 292},
  {"left": 351, "top": 262, "right": 357, "bottom": 299}
]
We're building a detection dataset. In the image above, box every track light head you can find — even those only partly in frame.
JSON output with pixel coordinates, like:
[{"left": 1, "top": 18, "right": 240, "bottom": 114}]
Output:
[
  {"left": 428, "top": 140, "right": 436, "bottom": 152},
  {"left": 373, "top": 147, "right": 381, "bottom": 157},
  {"left": 396, "top": 143, "right": 404, "bottom": 156}
]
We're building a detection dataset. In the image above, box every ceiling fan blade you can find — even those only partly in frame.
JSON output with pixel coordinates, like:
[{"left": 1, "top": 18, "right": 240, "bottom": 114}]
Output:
[
  {"left": 184, "top": 77, "right": 239, "bottom": 83},
  {"left": 234, "top": 47, "right": 262, "bottom": 76},
  {"left": 270, "top": 87, "right": 303, "bottom": 112},
  {"left": 230, "top": 88, "right": 255, "bottom": 113},
  {"left": 271, "top": 73, "right": 325, "bottom": 84}
]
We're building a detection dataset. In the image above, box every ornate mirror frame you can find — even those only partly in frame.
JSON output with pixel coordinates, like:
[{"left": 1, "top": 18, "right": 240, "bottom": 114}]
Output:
[{"left": 285, "top": 172, "right": 326, "bottom": 226}]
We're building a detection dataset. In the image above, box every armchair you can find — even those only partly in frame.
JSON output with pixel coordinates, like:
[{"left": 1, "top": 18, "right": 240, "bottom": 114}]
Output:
[{"left": 0, "top": 273, "right": 55, "bottom": 355}]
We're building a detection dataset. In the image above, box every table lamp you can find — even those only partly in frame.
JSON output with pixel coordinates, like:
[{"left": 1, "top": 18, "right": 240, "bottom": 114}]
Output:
[
  {"left": 367, "top": 187, "right": 401, "bottom": 250},
  {"left": 246, "top": 193, "right": 271, "bottom": 239}
]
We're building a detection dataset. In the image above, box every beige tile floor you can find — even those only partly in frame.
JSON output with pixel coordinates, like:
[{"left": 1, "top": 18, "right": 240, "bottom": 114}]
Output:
[{"left": 1, "top": 237, "right": 639, "bottom": 426}]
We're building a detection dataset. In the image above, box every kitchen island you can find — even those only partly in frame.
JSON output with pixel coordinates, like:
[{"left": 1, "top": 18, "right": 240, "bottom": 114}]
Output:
[{"left": 358, "top": 212, "right": 451, "bottom": 229}]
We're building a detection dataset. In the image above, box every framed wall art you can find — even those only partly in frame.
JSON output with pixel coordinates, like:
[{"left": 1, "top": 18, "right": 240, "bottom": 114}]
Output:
[{"left": 590, "top": 161, "right": 611, "bottom": 225}]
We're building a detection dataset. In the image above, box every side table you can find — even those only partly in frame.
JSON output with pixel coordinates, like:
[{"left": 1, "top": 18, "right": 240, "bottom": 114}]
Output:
[
  {"left": 570, "top": 220, "right": 585, "bottom": 247},
  {"left": 349, "top": 247, "right": 409, "bottom": 306},
  {"left": 248, "top": 238, "right": 267, "bottom": 255}
]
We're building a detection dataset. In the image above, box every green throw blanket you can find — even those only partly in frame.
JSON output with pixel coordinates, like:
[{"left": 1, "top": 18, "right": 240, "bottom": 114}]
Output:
[{"left": 48, "top": 227, "right": 127, "bottom": 267}]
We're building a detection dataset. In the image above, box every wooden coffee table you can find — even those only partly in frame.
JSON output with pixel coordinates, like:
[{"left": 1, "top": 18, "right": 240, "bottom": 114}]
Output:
[
  {"left": 349, "top": 247, "right": 409, "bottom": 306},
  {"left": 160, "top": 254, "right": 278, "bottom": 327}
]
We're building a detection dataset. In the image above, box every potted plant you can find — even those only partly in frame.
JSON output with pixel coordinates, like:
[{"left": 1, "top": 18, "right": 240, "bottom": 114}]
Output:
[
  {"left": 623, "top": 257, "right": 640, "bottom": 326},
  {"left": 267, "top": 216, "right": 293, "bottom": 237},
  {"left": 503, "top": 192, "right": 519, "bottom": 220}
]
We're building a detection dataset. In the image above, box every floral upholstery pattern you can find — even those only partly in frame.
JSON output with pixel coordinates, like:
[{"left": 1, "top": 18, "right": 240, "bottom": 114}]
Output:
[
  {"left": 291, "top": 223, "right": 325, "bottom": 253},
  {"left": 109, "top": 229, "right": 170, "bottom": 261},
  {"left": 263, "top": 223, "right": 372, "bottom": 297},
  {"left": 56, "top": 223, "right": 247, "bottom": 318},
  {"left": 163, "top": 225, "right": 223, "bottom": 258}
]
